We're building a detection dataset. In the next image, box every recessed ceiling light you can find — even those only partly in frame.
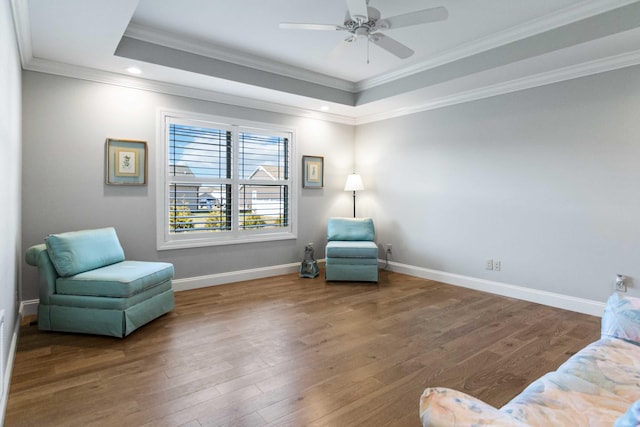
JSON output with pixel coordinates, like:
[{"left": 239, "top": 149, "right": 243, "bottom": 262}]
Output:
[
  {"left": 126, "top": 67, "right": 142, "bottom": 75},
  {"left": 320, "top": 106, "right": 330, "bottom": 111}
]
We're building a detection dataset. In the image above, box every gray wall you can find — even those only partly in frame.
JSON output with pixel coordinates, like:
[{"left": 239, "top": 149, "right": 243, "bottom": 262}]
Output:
[
  {"left": 355, "top": 64, "right": 640, "bottom": 302},
  {"left": 21, "top": 58, "right": 640, "bottom": 308},
  {"left": 21, "top": 71, "right": 355, "bottom": 300},
  {"left": 1, "top": 0, "right": 22, "bottom": 413}
]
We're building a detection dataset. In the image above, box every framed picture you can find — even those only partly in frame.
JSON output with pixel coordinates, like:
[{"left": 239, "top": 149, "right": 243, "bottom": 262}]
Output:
[
  {"left": 105, "top": 138, "right": 147, "bottom": 185},
  {"left": 302, "top": 155, "right": 324, "bottom": 188}
]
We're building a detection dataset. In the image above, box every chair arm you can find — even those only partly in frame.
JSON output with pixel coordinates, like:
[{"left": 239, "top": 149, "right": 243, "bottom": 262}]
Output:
[
  {"left": 25, "top": 244, "right": 47, "bottom": 266},
  {"left": 25, "top": 244, "right": 58, "bottom": 304},
  {"left": 419, "top": 388, "right": 528, "bottom": 427}
]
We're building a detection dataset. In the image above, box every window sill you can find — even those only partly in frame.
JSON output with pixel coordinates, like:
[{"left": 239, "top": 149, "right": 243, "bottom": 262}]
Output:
[{"left": 157, "top": 231, "right": 297, "bottom": 250}]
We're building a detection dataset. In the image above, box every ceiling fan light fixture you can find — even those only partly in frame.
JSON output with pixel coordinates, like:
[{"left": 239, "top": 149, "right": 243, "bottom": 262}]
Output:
[{"left": 355, "top": 27, "right": 369, "bottom": 37}]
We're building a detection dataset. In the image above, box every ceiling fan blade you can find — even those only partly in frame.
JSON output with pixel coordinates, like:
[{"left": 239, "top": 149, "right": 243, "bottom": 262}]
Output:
[
  {"left": 381, "top": 6, "right": 448, "bottom": 29},
  {"left": 279, "top": 22, "right": 344, "bottom": 31},
  {"left": 370, "top": 33, "right": 414, "bottom": 59},
  {"left": 327, "top": 36, "right": 356, "bottom": 60},
  {"left": 346, "top": 0, "right": 368, "bottom": 21}
]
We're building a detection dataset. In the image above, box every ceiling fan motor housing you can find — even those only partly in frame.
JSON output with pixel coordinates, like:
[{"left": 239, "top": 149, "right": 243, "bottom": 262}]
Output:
[{"left": 344, "top": 6, "right": 381, "bottom": 36}]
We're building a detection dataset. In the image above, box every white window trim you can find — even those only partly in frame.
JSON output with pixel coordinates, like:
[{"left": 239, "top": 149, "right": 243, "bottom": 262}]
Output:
[{"left": 156, "top": 108, "right": 297, "bottom": 250}]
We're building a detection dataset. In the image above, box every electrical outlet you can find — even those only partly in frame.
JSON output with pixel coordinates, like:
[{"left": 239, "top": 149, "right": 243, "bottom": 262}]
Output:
[
  {"left": 386, "top": 244, "right": 392, "bottom": 254},
  {"left": 494, "top": 260, "right": 501, "bottom": 272},
  {"left": 616, "top": 274, "right": 627, "bottom": 292},
  {"left": 485, "top": 259, "right": 493, "bottom": 270}
]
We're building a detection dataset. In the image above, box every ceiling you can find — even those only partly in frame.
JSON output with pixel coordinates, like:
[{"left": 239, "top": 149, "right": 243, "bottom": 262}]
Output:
[{"left": 12, "top": 0, "right": 640, "bottom": 123}]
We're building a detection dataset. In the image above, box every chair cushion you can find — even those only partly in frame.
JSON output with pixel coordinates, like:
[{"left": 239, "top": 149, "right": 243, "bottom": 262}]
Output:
[
  {"left": 45, "top": 227, "right": 125, "bottom": 277},
  {"left": 326, "top": 241, "right": 378, "bottom": 258},
  {"left": 327, "top": 217, "right": 375, "bottom": 241},
  {"left": 56, "top": 261, "right": 174, "bottom": 298},
  {"left": 50, "top": 281, "right": 173, "bottom": 310}
]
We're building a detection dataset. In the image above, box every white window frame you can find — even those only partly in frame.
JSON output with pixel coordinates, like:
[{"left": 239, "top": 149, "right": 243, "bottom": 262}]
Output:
[{"left": 156, "top": 109, "right": 297, "bottom": 250}]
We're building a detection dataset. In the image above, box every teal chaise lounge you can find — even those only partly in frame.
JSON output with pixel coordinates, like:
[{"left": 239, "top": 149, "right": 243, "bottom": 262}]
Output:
[
  {"left": 325, "top": 217, "right": 378, "bottom": 282},
  {"left": 26, "top": 227, "right": 174, "bottom": 337}
]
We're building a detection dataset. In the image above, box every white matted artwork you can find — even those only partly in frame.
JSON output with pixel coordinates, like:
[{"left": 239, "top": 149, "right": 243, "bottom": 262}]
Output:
[
  {"left": 302, "top": 155, "right": 324, "bottom": 188},
  {"left": 115, "top": 149, "right": 138, "bottom": 176},
  {"left": 106, "top": 138, "right": 147, "bottom": 185}
]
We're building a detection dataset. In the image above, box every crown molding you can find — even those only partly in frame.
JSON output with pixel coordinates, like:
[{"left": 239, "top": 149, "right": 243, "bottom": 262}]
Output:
[
  {"left": 9, "top": 0, "right": 32, "bottom": 67},
  {"left": 355, "top": 48, "right": 640, "bottom": 125},
  {"left": 357, "top": 0, "right": 640, "bottom": 91},
  {"left": 23, "top": 58, "right": 357, "bottom": 125},
  {"left": 124, "top": 23, "right": 357, "bottom": 94},
  {"left": 22, "top": 44, "right": 640, "bottom": 129},
  {"left": 125, "top": 0, "right": 637, "bottom": 94}
]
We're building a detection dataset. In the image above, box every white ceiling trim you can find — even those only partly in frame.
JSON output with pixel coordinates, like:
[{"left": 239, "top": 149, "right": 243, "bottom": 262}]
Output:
[
  {"left": 10, "top": 2, "right": 357, "bottom": 125},
  {"left": 123, "top": 0, "right": 639, "bottom": 96},
  {"left": 22, "top": 57, "right": 358, "bottom": 125},
  {"left": 13, "top": 0, "right": 640, "bottom": 127},
  {"left": 356, "top": 48, "right": 640, "bottom": 125},
  {"left": 9, "top": 2, "right": 355, "bottom": 125},
  {"left": 357, "top": 0, "right": 640, "bottom": 91},
  {"left": 9, "top": 0, "right": 32, "bottom": 67},
  {"left": 21, "top": 45, "right": 640, "bottom": 128},
  {"left": 124, "top": 23, "right": 357, "bottom": 93}
]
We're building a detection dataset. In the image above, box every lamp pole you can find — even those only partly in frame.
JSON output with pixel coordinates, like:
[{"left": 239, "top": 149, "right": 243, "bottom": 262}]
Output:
[
  {"left": 344, "top": 173, "right": 364, "bottom": 218},
  {"left": 352, "top": 190, "right": 357, "bottom": 218}
]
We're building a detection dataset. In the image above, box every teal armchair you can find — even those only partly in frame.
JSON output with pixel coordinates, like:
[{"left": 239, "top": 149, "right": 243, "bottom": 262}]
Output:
[
  {"left": 26, "top": 227, "right": 174, "bottom": 337},
  {"left": 325, "top": 217, "right": 379, "bottom": 282}
]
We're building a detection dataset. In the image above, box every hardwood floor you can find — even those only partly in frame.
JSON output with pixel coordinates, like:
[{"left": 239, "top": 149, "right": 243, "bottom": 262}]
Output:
[{"left": 5, "top": 270, "right": 601, "bottom": 426}]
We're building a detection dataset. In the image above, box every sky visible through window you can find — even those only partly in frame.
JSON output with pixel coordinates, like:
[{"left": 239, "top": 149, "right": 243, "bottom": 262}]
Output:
[{"left": 169, "top": 124, "right": 287, "bottom": 179}]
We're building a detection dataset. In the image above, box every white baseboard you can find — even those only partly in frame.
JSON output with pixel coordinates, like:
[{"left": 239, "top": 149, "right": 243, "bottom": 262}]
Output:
[
  {"left": 20, "top": 299, "right": 38, "bottom": 317},
  {"left": 175, "top": 258, "right": 605, "bottom": 317},
  {"left": 17, "top": 261, "right": 605, "bottom": 317},
  {"left": 172, "top": 262, "right": 302, "bottom": 292},
  {"left": 0, "top": 304, "right": 24, "bottom": 427},
  {"left": 385, "top": 261, "right": 605, "bottom": 317}
]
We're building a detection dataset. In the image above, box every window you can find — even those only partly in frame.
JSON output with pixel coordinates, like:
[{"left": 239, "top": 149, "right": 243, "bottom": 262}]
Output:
[{"left": 157, "top": 111, "right": 296, "bottom": 249}]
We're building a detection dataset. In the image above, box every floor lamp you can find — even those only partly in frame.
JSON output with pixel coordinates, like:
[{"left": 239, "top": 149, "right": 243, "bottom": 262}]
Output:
[{"left": 344, "top": 173, "right": 364, "bottom": 218}]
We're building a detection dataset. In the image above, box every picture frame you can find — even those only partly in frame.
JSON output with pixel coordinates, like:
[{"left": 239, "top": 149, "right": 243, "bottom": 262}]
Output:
[
  {"left": 105, "top": 138, "right": 147, "bottom": 185},
  {"left": 302, "top": 155, "right": 324, "bottom": 188}
]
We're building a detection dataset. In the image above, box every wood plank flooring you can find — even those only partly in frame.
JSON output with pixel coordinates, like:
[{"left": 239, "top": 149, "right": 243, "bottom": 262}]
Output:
[{"left": 5, "top": 270, "right": 601, "bottom": 426}]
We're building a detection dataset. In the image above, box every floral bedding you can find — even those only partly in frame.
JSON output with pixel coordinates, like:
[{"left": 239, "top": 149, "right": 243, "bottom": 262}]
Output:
[{"left": 420, "top": 293, "right": 640, "bottom": 427}]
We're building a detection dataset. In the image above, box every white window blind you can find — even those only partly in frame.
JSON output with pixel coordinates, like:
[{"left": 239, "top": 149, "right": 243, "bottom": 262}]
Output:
[{"left": 158, "top": 112, "right": 296, "bottom": 249}]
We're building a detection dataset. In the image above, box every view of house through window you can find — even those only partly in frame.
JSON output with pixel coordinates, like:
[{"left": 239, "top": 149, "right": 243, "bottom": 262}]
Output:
[{"left": 159, "top": 112, "right": 294, "bottom": 248}]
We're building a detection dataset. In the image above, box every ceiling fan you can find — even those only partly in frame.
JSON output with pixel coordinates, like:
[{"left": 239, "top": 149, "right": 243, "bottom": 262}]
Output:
[{"left": 279, "top": 0, "right": 448, "bottom": 62}]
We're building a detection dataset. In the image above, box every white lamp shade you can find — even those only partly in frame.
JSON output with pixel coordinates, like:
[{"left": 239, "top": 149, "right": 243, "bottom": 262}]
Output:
[{"left": 344, "top": 174, "right": 364, "bottom": 191}]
